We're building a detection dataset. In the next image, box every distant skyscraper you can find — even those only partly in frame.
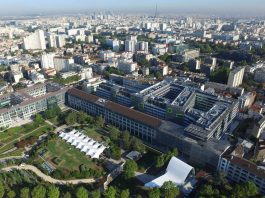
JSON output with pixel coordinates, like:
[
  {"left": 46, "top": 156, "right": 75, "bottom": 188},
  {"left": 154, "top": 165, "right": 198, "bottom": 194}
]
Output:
[
  {"left": 154, "top": 4, "right": 158, "bottom": 18},
  {"left": 23, "top": 30, "right": 46, "bottom": 50}
]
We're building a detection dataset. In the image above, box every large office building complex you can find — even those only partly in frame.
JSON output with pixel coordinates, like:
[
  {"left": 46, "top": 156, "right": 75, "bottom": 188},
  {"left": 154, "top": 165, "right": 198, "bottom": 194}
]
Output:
[
  {"left": 93, "top": 78, "right": 239, "bottom": 141},
  {"left": 66, "top": 77, "right": 239, "bottom": 169}
]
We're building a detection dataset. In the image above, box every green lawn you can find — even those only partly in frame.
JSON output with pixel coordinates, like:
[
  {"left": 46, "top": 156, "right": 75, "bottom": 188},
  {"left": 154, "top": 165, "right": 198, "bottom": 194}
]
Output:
[
  {"left": 42, "top": 138, "right": 102, "bottom": 172},
  {"left": 0, "top": 123, "right": 53, "bottom": 158},
  {"left": 0, "top": 126, "right": 30, "bottom": 144},
  {"left": 48, "top": 117, "right": 60, "bottom": 126},
  {"left": 81, "top": 126, "right": 103, "bottom": 142}
]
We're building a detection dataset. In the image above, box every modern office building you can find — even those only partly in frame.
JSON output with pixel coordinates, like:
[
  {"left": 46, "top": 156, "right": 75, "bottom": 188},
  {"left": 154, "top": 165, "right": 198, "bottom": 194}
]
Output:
[
  {"left": 93, "top": 78, "right": 238, "bottom": 141},
  {"left": 227, "top": 67, "right": 245, "bottom": 87},
  {"left": 0, "top": 83, "right": 68, "bottom": 128},
  {"left": 23, "top": 30, "right": 46, "bottom": 50}
]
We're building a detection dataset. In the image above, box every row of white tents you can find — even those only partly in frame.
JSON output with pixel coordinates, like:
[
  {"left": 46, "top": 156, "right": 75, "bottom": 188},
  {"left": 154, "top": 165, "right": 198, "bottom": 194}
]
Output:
[{"left": 59, "top": 129, "right": 107, "bottom": 159}]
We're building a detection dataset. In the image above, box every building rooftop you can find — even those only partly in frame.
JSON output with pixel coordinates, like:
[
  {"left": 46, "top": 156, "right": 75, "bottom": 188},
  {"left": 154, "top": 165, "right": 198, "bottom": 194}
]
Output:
[{"left": 68, "top": 88, "right": 162, "bottom": 128}]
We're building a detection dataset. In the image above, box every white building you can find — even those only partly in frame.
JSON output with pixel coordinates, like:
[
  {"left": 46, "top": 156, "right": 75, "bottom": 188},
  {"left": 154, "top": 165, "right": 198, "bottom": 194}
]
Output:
[
  {"left": 80, "top": 68, "right": 93, "bottom": 80},
  {"left": 118, "top": 61, "right": 137, "bottom": 74},
  {"left": 48, "top": 34, "right": 57, "bottom": 48},
  {"left": 54, "top": 56, "right": 74, "bottom": 72},
  {"left": 227, "top": 67, "right": 245, "bottom": 87},
  {"left": 12, "top": 71, "right": 23, "bottom": 83},
  {"left": 23, "top": 30, "right": 46, "bottom": 50},
  {"left": 41, "top": 53, "right": 55, "bottom": 69},
  {"left": 29, "top": 71, "right": 45, "bottom": 83},
  {"left": 99, "top": 51, "right": 115, "bottom": 61}
]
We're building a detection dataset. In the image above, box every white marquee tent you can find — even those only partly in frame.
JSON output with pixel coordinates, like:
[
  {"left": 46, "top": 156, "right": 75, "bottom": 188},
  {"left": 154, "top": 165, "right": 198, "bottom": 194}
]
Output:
[{"left": 59, "top": 130, "right": 107, "bottom": 159}]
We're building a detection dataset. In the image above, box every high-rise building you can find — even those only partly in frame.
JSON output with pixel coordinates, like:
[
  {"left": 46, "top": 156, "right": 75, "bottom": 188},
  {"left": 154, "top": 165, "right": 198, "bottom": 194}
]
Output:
[
  {"left": 47, "top": 34, "right": 57, "bottom": 48},
  {"left": 41, "top": 53, "right": 55, "bottom": 69},
  {"left": 136, "top": 41, "right": 148, "bottom": 53},
  {"left": 53, "top": 56, "right": 74, "bottom": 72},
  {"left": 56, "top": 35, "right": 66, "bottom": 48},
  {"left": 227, "top": 67, "right": 245, "bottom": 87},
  {"left": 23, "top": 30, "right": 46, "bottom": 50},
  {"left": 125, "top": 40, "right": 136, "bottom": 53}
]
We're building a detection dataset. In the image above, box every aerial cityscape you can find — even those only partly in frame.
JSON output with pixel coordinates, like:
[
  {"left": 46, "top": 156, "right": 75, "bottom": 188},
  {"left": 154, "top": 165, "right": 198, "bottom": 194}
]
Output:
[{"left": 1, "top": 0, "right": 265, "bottom": 197}]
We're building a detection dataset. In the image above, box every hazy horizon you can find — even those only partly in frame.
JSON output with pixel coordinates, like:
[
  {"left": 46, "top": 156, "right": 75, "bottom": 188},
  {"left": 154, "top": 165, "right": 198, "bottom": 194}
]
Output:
[{"left": 0, "top": 0, "right": 265, "bottom": 17}]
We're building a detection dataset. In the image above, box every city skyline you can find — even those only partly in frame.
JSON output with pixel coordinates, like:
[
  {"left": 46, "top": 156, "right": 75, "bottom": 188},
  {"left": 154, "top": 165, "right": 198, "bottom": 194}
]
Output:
[{"left": 1, "top": 0, "right": 265, "bottom": 16}]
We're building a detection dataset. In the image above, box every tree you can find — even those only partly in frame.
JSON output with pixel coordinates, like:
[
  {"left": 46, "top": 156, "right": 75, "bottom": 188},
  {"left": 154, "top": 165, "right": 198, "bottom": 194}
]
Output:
[
  {"left": 120, "top": 189, "right": 130, "bottom": 198},
  {"left": 47, "top": 185, "right": 60, "bottom": 198},
  {"left": 123, "top": 159, "right": 138, "bottom": 180},
  {"left": 91, "top": 189, "right": 101, "bottom": 198},
  {"left": 156, "top": 155, "right": 165, "bottom": 168},
  {"left": 95, "top": 116, "right": 105, "bottom": 127},
  {"left": 20, "top": 187, "right": 30, "bottom": 198},
  {"left": 31, "top": 185, "right": 46, "bottom": 198},
  {"left": 104, "top": 186, "right": 116, "bottom": 198},
  {"left": 121, "top": 131, "right": 130, "bottom": 149},
  {"left": 130, "top": 137, "right": 145, "bottom": 153},
  {"left": 75, "top": 187, "right": 88, "bottom": 198},
  {"left": 109, "top": 126, "right": 120, "bottom": 141},
  {"left": 243, "top": 181, "right": 258, "bottom": 197},
  {"left": 77, "top": 111, "right": 92, "bottom": 124},
  {"left": 148, "top": 188, "right": 160, "bottom": 198},
  {"left": 62, "top": 192, "right": 72, "bottom": 198},
  {"left": 0, "top": 183, "right": 4, "bottom": 198},
  {"left": 161, "top": 181, "right": 179, "bottom": 198},
  {"left": 209, "top": 67, "right": 230, "bottom": 84},
  {"left": 7, "top": 191, "right": 15, "bottom": 198},
  {"left": 35, "top": 113, "right": 44, "bottom": 125},
  {"left": 198, "top": 184, "right": 215, "bottom": 197},
  {"left": 65, "top": 112, "right": 77, "bottom": 125},
  {"left": 110, "top": 143, "right": 121, "bottom": 160}
]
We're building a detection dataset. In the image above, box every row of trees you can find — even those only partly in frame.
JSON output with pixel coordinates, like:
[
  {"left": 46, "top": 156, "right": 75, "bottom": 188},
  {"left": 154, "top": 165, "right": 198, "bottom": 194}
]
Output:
[
  {"left": 0, "top": 181, "right": 113, "bottom": 198},
  {"left": 198, "top": 181, "right": 261, "bottom": 198},
  {"left": 107, "top": 125, "right": 145, "bottom": 160}
]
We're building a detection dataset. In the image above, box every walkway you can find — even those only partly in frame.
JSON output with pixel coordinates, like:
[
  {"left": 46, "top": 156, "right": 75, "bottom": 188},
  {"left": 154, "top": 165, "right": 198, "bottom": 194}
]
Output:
[{"left": 2, "top": 165, "right": 97, "bottom": 185}]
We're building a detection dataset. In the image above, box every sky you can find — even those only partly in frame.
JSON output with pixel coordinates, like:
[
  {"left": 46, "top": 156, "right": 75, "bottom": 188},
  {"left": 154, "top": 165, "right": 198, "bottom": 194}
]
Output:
[{"left": 0, "top": 0, "right": 265, "bottom": 16}]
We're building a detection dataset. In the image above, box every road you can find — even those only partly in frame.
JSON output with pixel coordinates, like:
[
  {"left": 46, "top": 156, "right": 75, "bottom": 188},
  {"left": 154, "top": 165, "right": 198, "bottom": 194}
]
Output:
[{"left": 2, "top": 165, "right": 97, "bottom": 185}]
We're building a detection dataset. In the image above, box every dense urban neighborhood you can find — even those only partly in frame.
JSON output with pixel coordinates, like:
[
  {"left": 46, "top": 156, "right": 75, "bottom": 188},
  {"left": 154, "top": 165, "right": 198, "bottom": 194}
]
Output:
[{"left": 1, "top": 2, "right": 265, "bottom": 197}]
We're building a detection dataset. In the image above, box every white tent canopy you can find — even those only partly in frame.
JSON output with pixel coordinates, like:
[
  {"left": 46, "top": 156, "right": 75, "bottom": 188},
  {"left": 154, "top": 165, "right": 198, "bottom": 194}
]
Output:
[
  {"left": 145, "top": 157, "right": 195, "bottom": 188},
  {"left": 59, "top": 130, "right": 107, "bottom": 159}
]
